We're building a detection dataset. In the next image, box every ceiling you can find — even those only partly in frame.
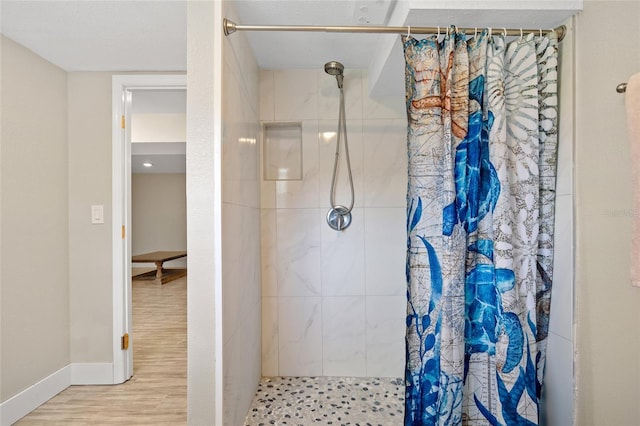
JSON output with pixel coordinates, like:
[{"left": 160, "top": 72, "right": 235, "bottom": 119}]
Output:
[
  {"left": 0, "top": 0, "right": 396, "bottom": 72},
  {"left": 133, "top": 89, "right": 186, "bottom": 114},
  {"left": 230, "top": 0, "right": 396, "bottom": 70},
  {"left": 1, "top": 1, "right": 187, "bottom": 71}
]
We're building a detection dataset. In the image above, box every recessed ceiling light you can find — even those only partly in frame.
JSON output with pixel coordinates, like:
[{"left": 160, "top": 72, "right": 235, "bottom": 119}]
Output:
[{"left": 143, "top": 162, "right": 153, "bottom": 168}]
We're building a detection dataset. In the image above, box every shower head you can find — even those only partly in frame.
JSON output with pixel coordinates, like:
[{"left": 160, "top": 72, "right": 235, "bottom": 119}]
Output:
[
  {"left": 324, "top": 61, "right": 344, "bottom": 76},
  {"left": 324, "top": 61, "right": 344, "bottom": 89}
]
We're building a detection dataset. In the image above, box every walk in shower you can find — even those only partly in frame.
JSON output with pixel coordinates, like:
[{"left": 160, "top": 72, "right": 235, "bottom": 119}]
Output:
[
  {"left": 240, "top": 54, "right": 408, "bottom": 422},
  {"left": 213, "top": 2, "right": 575, "bottom": 425},
  {"left": 252, "top": 60, "right": 408, "bottom": 423}
]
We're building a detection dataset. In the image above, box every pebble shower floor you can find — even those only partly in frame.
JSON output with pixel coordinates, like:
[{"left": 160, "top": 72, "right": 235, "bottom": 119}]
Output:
[{"left": 243, "top": 376, "right": 405, "bottom": 425}]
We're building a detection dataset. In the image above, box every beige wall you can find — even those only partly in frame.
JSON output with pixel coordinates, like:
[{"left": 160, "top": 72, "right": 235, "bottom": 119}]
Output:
[
  {"left": 132, "top": 113, "right": 186, "bottom": 143},
  {"left": 575, "top": 1, "right": 640, "bottom": 424},
  {"left": 68, "top": 73, "right": 185, "bottom": 364},
  {"left": 0, "top": 35, "right": 70, "bottom": 401},
  {"left": 220, "top": 3, "right": 262, "bottom": 425},
  {"left": 67, "top": 72, "right": 114, "bottom": 363},
  {"left": 132, "top": 173, "right": 187, "bottom": 264}
]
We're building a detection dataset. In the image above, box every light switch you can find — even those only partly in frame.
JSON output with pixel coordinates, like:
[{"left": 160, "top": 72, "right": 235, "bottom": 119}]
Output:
[{"left": 91, "top": 205, "right": 104, "bottom": 224}]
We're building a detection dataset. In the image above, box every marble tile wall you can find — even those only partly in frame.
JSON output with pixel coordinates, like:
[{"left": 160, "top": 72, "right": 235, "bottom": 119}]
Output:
[
  {"left": 260, "top": 69, "right": 407, "bottom": 378},
  {"left": 221, "top": 4, "right": 262, "bottom": 425}
]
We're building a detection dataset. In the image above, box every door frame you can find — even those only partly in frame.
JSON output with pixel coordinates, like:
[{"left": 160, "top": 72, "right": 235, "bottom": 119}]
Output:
[{"left": 111, "top": 74, "right": 187, "bottom": 383}]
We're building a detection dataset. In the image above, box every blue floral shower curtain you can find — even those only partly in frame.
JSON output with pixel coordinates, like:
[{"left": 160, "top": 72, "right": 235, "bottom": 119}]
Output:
[{"left": 403, "top": 28, "right": 558, "bottom": 425}]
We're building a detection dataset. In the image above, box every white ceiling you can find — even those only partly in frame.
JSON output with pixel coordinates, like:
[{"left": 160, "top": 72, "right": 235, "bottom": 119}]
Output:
[
  {"left": 230, "top": 0, "right": 396, "bottom": 70},
  {"left": 1, "top": 1, "right": 187, "bottom": 71},
  {"left": 133, "top": 89, "right": 186, "bottom": 114},
  {"left": 0, "top": 0, "right": 395, "bottom": 72}
]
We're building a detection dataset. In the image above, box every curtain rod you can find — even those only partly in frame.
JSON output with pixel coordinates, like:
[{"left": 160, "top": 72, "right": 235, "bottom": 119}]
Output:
[{"left": 223, "top": 19, "right": 567, "bottom": 42}]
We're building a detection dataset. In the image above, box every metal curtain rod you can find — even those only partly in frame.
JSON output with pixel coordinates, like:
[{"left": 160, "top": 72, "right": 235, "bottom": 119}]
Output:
[{"left": 223, "top": 19, "right": 567, "bottom": 42}]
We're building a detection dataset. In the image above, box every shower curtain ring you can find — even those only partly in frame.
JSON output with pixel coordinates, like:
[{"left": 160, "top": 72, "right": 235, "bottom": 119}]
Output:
[
  {"left": 474, "top": 27, "right": 478, "bottom": 38},
  {"left": 437, "top": 26, "right": 440, "bottom": 38},
  {"left": 489, "top": 27, "right": 492, "bottom": 38},
  {"left": 520, "top": 28, "right": 524, "bottom": 39},
  {"left": 539, "top": 28, "right": 543, "bottom": 37},
  {"left": 503, "top": 27, "right": 507, "bottom": 37},
  {"left": 407, "top": 25, "right": 411, "bottom": 37}
]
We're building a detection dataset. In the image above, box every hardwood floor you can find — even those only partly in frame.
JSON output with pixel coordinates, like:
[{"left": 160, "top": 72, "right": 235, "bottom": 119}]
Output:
[{"left": 17, "top": 276, "right": 187, "bottom": 425}]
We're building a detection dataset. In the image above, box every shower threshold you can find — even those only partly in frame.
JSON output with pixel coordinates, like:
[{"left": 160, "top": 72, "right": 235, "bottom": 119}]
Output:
[{"left": 244, "top": 376, "right": 404, "bottom": 425}]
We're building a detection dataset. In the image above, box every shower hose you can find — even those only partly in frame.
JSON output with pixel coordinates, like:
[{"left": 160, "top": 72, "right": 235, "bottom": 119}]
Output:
[{"left": 329, "top": 86, "right": 355, "bottom": 224}]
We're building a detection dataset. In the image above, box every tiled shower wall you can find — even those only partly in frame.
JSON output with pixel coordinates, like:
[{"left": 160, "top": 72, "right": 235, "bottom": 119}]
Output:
[
  {"left": 260, "top": 69, "right": 408, "bottom": 377},
  {"left": 221, "top": 4, "right": 262, "bottom": 424}
]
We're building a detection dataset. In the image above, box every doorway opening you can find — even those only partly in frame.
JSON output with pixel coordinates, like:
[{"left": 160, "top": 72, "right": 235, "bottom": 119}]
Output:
[{"left": 111, "top": 75, "right": 187, "bottom": 383}]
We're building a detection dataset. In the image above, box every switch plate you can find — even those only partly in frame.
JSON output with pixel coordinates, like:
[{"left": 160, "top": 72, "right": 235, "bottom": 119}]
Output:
[{"left": 91, "top": 205, "right": 104, "bottom": 224}]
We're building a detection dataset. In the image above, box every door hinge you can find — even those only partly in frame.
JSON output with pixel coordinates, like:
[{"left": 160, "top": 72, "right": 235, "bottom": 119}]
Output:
[
  {"left": 122, "top": 225, "right": 126, "bottom": 239},
  {"left": 121, "top": 115, "right": 125, "bottom": 129},
  {"left": 121, "top": 333, "right": 130, "bottom": 350}
]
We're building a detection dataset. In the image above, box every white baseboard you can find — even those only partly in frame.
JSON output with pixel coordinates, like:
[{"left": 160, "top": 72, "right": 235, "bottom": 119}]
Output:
[
  {"left": 0, "top": 365, "right": 70, "bottom": 426},
  {"left": 71, "top": 363, "right": 114, "bottom": 385},
  {"left": 0, "top": 362, "right": 115, "bottom": 425}
]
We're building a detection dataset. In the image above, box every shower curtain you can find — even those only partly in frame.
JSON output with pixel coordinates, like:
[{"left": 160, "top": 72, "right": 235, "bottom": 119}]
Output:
[{"left": 403, "top": 28, "right": 558, "bottom": 425}]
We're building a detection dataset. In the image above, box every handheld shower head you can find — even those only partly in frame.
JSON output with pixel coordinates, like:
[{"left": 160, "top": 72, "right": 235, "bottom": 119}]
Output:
[
  {"left": 324, "top": 61, "right": 344, "bottom": 89},
  {"left": 324, "top": 61, "right": 344, "bottom": 76}
]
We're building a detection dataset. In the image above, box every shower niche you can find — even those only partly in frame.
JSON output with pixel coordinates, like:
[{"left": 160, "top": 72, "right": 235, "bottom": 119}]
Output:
[{"left": 263, "top": 122, "right": 303, "bottom": 181}]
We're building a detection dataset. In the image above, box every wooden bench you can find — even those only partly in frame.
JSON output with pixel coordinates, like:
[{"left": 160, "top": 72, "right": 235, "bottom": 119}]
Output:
[{"left": 132, "top": 251, "right": 187, "bottom": 284}]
